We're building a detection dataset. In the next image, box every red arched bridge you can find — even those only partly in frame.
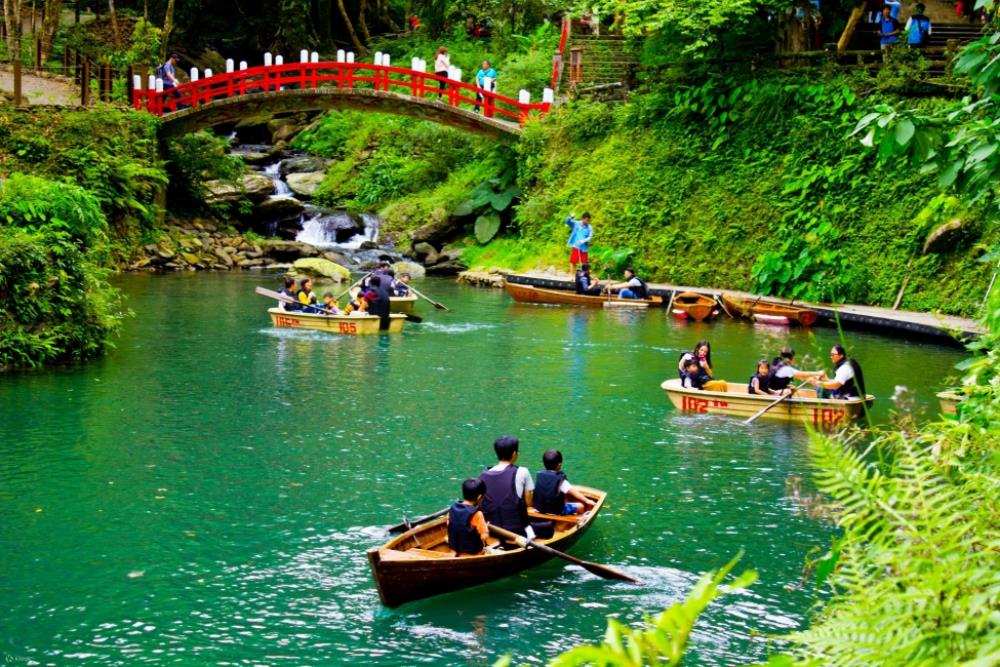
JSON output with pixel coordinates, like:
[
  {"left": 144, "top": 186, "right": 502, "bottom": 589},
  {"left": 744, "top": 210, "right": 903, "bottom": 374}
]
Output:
[{"left": 134, "top": 54, "right": 554, "bottom": 139}]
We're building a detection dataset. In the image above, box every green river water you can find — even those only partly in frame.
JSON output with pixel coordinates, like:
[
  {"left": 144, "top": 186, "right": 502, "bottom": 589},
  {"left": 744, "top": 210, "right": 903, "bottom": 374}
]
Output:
[{"left": 0, "top": 272, "right": 967, "bottom": 666}]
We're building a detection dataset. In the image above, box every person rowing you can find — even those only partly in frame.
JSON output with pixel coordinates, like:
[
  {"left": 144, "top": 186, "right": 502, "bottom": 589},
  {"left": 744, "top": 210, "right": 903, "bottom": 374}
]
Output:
[
  {"left": 574, "top": 263, "right": 603, "bottom": 296},
  {"left": 807, "top": 344, "right": 866, "bottom": 399},
  {"left": 602, "top": 267, "right": 647, "bottom": 300}
]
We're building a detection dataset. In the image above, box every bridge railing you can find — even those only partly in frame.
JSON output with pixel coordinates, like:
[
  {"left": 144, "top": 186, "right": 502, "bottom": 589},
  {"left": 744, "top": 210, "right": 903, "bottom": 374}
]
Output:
[{"left": 133, "top": 60, "right": 552, "bottom": 125}]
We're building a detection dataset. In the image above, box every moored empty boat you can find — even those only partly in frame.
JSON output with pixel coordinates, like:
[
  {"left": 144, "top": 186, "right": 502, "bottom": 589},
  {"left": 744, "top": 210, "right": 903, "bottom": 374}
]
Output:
[
  {"left": 661, "top": 378, "right": 874, "bottom": 427},
  {"left": 504, "top": 281, "right": 662, "bottom": 307},
  {"left": 368, "top": 486, "right": 607, "bottom": 607},
  {"left": 721, "top": 295, "right": 819, "bottom": 327},
  {"left": 268, "top": 308, "right": 406, "bottom": 334},
  {"left": 671, "top": 292, "right": 718, "bottom": 321},
  {"left": 937, "top": 390, "right": 964, "bottom": 416}
]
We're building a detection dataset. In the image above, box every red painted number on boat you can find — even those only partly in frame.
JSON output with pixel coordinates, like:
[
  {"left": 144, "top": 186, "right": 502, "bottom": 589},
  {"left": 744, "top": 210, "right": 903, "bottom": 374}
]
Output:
[
  {"left": 813, "top": 408, "right": 846, "bottom": 426},
  {"left": 338, "top": 322, "right": 358, "bottom": 334},
  {"left": 681, "top": 396, "right": 729, "bottom": 413},
  {"left": 275, "top": 315, "right": 299, "bottom": 327}
]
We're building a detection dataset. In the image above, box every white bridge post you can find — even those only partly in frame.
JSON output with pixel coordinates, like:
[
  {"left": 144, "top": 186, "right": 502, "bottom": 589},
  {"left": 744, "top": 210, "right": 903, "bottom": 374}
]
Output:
[{"left": 226, "top": 58, "right": 234, "bottom": 73}]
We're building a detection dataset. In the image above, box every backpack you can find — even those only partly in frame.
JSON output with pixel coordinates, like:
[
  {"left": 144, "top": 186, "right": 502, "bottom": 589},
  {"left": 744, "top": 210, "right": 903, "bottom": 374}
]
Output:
[{"left": 914, "top": 16, "right": 930, "bottom": 45}]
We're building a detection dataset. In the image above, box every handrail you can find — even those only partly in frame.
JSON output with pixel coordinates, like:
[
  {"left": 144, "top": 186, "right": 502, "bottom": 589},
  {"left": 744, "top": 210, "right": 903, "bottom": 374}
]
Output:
[
  {"left": 133, "top": 61, "right": 552, "bottom": 125},
  {"left": 551, "top": 15, "right": 571, "bottom": 90}
]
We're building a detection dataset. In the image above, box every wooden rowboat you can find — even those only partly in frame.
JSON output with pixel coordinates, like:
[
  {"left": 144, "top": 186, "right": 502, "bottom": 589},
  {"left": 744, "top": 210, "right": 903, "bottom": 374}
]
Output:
[
  {"left": 661, "top": 378, "right": 874, "bottom": 427},
  {"left": 672, "top": 292, "right": 717, "bottom": 322},
  {"left": 368, "top": 486, "right": 607, "bottom": 607},
  {"left": 721, "top": 295, "right": 819, "bottom": 327},
  {"left": 389, "top": 294, "right": 418, "bottom": 314},
  {"left": 504, "top": 281, "right": 662, "bottom": 307},
  {"left": 753, "top": 313, "right": 791, "bottom": 326},
  {"left": 937, "top": 390, "right": 964, "bottom": 416},
  {"left": 268, "top": 307, "right": 406, "bottom": 334}
]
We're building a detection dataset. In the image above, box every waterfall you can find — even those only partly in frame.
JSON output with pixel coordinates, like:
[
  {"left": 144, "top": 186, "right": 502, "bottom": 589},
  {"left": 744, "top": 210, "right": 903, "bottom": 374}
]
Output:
[{"left": 263, "top": 162, "right": 291, "bottom": 197}]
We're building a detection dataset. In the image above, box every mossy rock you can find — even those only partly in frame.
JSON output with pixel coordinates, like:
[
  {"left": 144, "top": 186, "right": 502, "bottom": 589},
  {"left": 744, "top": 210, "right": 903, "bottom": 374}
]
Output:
[
  {"left": 392, "top": 261, "right": 426, "bottom": 279},
  {"left": 292, "top": 257, "right": 350, "bottom": 282}
]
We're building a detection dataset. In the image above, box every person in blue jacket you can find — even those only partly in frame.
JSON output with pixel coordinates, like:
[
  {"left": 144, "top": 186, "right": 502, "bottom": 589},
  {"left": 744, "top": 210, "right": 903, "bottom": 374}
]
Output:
[
  {"left": 565, "top": 212, "right": 592, "bottom": 275},
  {"left": 474, "top": 60, "right": 497, "bottom": 113}
]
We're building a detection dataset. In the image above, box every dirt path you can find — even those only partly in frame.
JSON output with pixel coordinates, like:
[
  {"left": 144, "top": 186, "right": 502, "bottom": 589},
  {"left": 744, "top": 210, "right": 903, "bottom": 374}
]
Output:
[{"left": 0, "top": 66, "right": 78, "bottom": 105}]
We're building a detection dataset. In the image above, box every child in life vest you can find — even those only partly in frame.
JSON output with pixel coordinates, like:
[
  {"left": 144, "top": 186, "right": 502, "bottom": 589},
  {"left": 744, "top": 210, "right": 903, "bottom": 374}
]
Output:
[
  {"left": 447, "top": 478, "right": 490, "bottom": 556},
  {"left": 533, "top": 450, "right": 596, "bottom": 516}
]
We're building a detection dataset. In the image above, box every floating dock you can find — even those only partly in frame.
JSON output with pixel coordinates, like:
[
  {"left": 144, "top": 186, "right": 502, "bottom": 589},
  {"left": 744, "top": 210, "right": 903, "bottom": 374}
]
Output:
[{"left": 502, "top": 272, "right": 983, "bottom": 346}]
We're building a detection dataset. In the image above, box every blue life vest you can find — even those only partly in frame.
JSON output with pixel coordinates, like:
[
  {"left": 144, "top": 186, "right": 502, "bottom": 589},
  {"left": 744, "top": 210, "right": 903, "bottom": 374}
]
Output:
[
  {"left": 480, "top": 465, "right": 528, "bottom": 535},
  {"left": 447, "top": 501, "right": 484, "bottom": 555},
  {"left": 533, "top": 469, "right": 567, "bottom": 514}
]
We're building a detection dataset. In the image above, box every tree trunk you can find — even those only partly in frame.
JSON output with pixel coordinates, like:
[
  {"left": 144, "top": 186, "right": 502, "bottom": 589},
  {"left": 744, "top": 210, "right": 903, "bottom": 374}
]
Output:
[
  {"left": 335, "top": 0, "right": 366, "bottom": 53},
  {"left": 38, "top": 0, "right": 61, "bottom": 66},
  {"left": 357, "top": 0, "right": 370, "bottom": 44},
  {"left": 107, "top": 0, "right": 119, "bottom": 50},
  {"left": 160, "top": 0, "right": 173, "bottom": 60},
  {"left": 3, "top": 0, "right": 23, "bottom": 62},
  {"left": 314, "top": 0, "right": 332, "bottom": 47},
  {"left": 377, "top": 0, "right": 399, "bottom": 33}
]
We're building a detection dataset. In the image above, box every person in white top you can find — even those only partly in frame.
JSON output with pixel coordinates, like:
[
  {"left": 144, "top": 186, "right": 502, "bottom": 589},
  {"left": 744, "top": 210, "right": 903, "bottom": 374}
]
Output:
[
  {"left": 434, "top": 46, "right": 450, "bottom": 99},
  {"left": 479, "top": 435, "right": 535, "bottom": 540},
  {"left": 770, "top": 347, "right": 823, "bottom": 394},
  {"left": 809, "top": 344, "right": 864, "bottom": 399}
]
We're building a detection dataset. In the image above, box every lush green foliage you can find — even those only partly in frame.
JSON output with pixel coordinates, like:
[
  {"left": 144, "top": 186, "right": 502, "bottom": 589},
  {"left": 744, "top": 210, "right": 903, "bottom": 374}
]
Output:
[
  {"left": 768, "top": 290, "right": 1000, "bottom": 666},
  {"left": 510, "top": 72, "right": 996, "bottom": 314},
  {"left": 0, "top": 176, "right": 125, "bottom": 370},
  {"left": 0, "top": 108, "right": 166, "bottom": 254},
  {"left": 164, "top": 131, "right": 245, "bottom": 214}
]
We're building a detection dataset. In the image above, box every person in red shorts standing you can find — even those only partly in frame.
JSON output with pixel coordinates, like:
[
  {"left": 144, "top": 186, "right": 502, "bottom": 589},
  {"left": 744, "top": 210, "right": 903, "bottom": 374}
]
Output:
[{"left": 565, "top": 212, "right": 593, "bottom": 275}]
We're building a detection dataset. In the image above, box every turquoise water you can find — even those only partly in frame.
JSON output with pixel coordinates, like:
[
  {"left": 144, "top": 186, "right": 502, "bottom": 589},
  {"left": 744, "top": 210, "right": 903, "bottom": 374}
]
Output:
[{"left": 0, "top": 272, "right": 966, "bottom": 665}]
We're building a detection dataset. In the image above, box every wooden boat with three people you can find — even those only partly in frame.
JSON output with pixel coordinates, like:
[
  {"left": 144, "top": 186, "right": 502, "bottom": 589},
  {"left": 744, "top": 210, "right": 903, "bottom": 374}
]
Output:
[
  {"left": 661, "top": 378, "right": 874, "bottom": 427},
  {"left": 504, "top": 281, "right": 663, "bottom": 308},
  {"left": 268, "top": 308, "right": 407, "bottom": 334},
  {"left": 389, "top": 293, "right": 418, "bottom": 314},
  {"left": 670, "top": 292, "right": 718, "bottom": 322},
  {"left": 721, "top": 294, "right": 820, "bottom": 327},
  {"left": 368, "top": 486, "right": 608, "bottom": 607}
]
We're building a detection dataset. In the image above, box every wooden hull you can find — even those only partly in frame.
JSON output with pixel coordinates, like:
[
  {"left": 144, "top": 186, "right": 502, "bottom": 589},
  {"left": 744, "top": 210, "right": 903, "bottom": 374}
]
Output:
[
  {"left": 661, "top": 378, "right": 874, "bottom": 427},
  {"left": 672, "top": 292, "right": 717, "bottom": 322},
  {"left": 753, "top": 313, "right": 791, "bottom": 326},
  {"left": 389, "top": 295, "right": 417, "bottom": 314},
  {"left": 722, "top": 295, "right": 818, "bottom": 327},
  {"left": 268, "top": 308, "right": 406, "bottom": 334},
  {"left": 368, "top": 487, "right": 607, "bottom": 607},
  {"left": 937, "top": 390, "right": 963, "bottom": 416},
  {"left": 504, "top": 281, "right": 662, "bottom": 307}
]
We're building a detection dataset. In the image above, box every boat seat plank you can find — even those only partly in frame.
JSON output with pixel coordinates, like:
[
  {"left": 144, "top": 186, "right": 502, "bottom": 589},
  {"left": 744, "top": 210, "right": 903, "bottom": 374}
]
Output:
[
  {"left": 409, "top": 547, "right": 455, "bottom": 559},
  {"left": 529, "top": 511, "right": 582, "bottom": 525}
]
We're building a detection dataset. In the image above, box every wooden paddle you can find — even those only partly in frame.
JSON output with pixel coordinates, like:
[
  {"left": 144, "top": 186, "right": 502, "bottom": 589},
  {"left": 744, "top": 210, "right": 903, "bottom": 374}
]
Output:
[
  {"left": 334, "top": 271, "right": 373, "bottom": 302},
  {"left": 744, "top": 380, "right": 811, "bottom": 425},
  {"left": 408, "top": 284, "right": 449, "bottom": 311},
  {"left": 716, "top": 293, "right": 734, "bottom": 319},
  {"left": 387, "top": 507, "right": 449, "bottom": 534},
  {"left": 488, "top": 524, "right": 638, "bottom": 583},
  {"left": 256, "top": 286, "right": 423, "bottom": 323}
]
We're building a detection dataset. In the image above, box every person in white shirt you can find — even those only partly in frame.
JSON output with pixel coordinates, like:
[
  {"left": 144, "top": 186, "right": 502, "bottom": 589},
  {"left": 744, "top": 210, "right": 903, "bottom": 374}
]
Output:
[
  {"left": 770, "top": 348, "right": 823, "bottom": 393},
  {"left": 809, "top": 345, "right": 865, "bottom": 399},
  {"left": 434, "top": 46, "right": 450, "bottom": 99}
]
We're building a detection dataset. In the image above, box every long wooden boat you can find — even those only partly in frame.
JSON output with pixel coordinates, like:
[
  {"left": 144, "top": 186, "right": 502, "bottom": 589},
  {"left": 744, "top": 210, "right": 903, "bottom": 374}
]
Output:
[
  {"left": 504, "top": 281, "right": 662, "bottom": 307},
  {"left": 661, "top": 378, "right": 874, "bottom": 427},
  {"left": 368, "top": 486, "right": 607, "bottom": 607},
  {"left": 672, "top": 292, "right": 717, "bottom": 322},
  {"left": 268, "top": 307, "right": 406, "bottom": 334},
  {"left": 389, "top": 294, "right": 417, "bottom": 314},
  {"left": 721, "top": 294, "right": 819, "bottom": 327},
  {"left": 937, "top": 390, "right": 964, "bottom": 416}
]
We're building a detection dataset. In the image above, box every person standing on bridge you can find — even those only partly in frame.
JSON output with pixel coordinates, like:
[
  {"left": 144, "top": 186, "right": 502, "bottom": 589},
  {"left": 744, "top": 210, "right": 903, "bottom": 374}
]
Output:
[
  {"left": 434, "top": 46, "right": 450, "bottom": 99},
  {"left": 474, "top": 60, "right": 497, "bottom": 113},
  {"left": 158, "top": 53, "right": 184, "bottom": 106}
]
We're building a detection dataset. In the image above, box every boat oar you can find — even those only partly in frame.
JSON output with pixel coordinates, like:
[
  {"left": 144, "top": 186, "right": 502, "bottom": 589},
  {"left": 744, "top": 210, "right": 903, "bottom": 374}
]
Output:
[
  {"left": 744, "top": 380, "right": 811, "bottom": 425},
  {"left": 334, "top": 271, "right": 373, "bottom": 302},
  {"left": 255, "top": 286, "right": 340, "bottom": 315},
  {"left": 716, "top": 294, "right": 734, "bottom": 319},
  {"left": 488, "top": 524, "right": 638, "bottom": 583},
  {"left": 408, "top": 284, "right": 449, "bottom": 311},
  {"left": 387, "top": 507, "right": 449, "bottom": 533}
]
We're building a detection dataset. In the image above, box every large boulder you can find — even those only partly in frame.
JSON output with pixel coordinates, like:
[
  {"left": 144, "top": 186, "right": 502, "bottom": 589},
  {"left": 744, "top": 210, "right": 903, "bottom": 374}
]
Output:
[
  {"left": 281, "top": 156, "right": 330, "bottom": 175},
  {"left": 412, "top": 241, "right": 437, "bottom": 261},
  {"left": 923, "top": 218, "right": 966, "bottom": 255},
  {"left": 286, "top": 172, "right": 325, "bottom": 197},
  {"left": 425, "top": 258, "right": 468, "bottom": 275},
  {"left": 391, "top": 261, "right": 426, "bottom": 279},
  {"left": 322, "top": 250, "right": 355, "bottom": 266},
  {"left": 309, "top": 212, "right": 365, "bottom": 243},
  {"left": 204, "top": 172, "right": 274, "bottom": 205},
  {"left": 261, "top": 240, "right": 319, "bottom": 261},
  {"left": 410, "top": 212, "right": 466, "bottom": 247},
  {"left": 292, "top": 257, "right": 351, "bottom": 282},
  {"left": 254, "top": 196, "right": 305, "bottom": 221}
]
